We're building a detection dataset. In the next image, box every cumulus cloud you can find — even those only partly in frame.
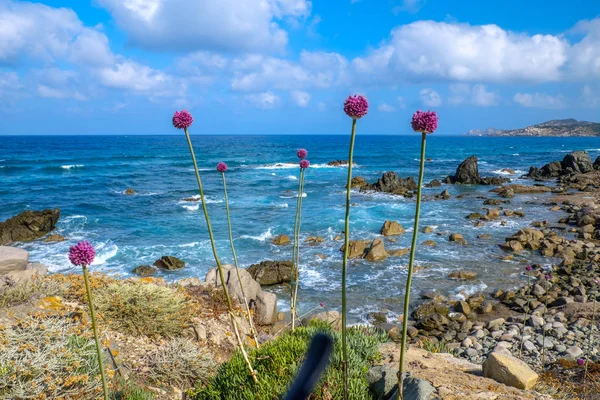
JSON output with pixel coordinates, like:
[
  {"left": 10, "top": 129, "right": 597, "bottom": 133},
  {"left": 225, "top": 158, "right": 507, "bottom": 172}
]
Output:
[
  {"left": 419, "top": 88, "right": 442, "bottom": 106},
  {"left": 97, "top": 60, "right": 185, "bottom": 96},
  {"left": 378, "top": 103, "right": 396, "bottom": 112},
  {"left": 449, "top": 83, "right": 498, "bottom": 106},
  {"left": 392, "top": 0, "right": 426, "bottom": 14},
  {"left": 568, "top": 18, "right": 600, "bottom": 79},
  {"left": 245, "top": 91, "right": 280, "bottom": 109},
  {"left": 513, "top": 92, "right": 565, "bottom": 109},
  {"left": 97, "top": 0, "right": 311, "bottom": 53},
  {"left": 290, "top": 90, "right": 310, "bottom": 107},
  {"left": 352, "top": 20, "right": 569, "bottom": 84},
  {"left": 582, "top": 84, "right": 600, "bottom": 108}
]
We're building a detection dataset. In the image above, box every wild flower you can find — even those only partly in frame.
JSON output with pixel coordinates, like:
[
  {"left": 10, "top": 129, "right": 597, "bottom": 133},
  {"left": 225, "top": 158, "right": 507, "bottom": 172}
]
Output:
[
  {"left": 340, "top": 94, "right": 368, "bottom": 400},
  {"left": 68, "top": 241, "right": 108, "bottom": 400},
  {"left": 217, "top": 162, "right": 260, "bottom": 347},
  {"left": 291, "top": 155, "right": 309, "bottom": 329},
  {"left": 175, "top": 110, "right": 257, "bottom": 383},
  {"left": 398, "top": 109, "right": 438, "bottom": 398}
]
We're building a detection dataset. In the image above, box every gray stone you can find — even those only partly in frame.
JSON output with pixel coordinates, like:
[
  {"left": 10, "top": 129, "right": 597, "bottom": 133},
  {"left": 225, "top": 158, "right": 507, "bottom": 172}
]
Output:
[
  {"left": 153, "top": 255, "right": 185, "bottom": 270},
  {"left": 483, "top": 351, "right": 539, "bottom": 390},
  {"left": 0, "top": 208, "right": 60, "bottom": 245},
  {"left": 388, "top": 373, "right": 437, "bottom": 400},
  {"left": 255, "top": 291, "right": 277, "bottom": 325},
  {"left": 523, "top": 340, "right": 536, "bottom": 353},
  {"left": 367, "top": 364, "right": 397, "bottom": 400},
  {"left": 205, "top": 264, "right": 261, "bottom": 307},
  {"left": 564, "top": 346, "right": 583, "bottom": 361},
  {"left": 0, "top": 246, "right": 29, "bottom": 273},
  {"left": 247, "top": 260, "right": 293, "bottom": 285},
  {"left": 303, "top": 310, "right": 342, "bottom": 330}
]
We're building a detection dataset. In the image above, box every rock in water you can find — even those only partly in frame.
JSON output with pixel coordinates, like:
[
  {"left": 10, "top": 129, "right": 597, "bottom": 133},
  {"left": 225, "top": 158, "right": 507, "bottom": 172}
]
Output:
[
  {"left": 366, "top": 172, "right": 417, "bottom": 195},
  {"left": 124, "top": 187, "right": 136, "bottom": 195},
  {"left": 451, "top": 155, "right": 481, "bottom": 184},
  {"left": 153, "top": 256, "right": 185, "bottom": 271},
  {"left": 132, "top": 265, "right": 158, "bottom": 277},
  {"left": 561, "top": 151, "right": 593, "bottom": 174},
  {"left": 0, "top": 208, "right": 60, "bottom": 245},
  {"left": 380, "top": 220, "right": 405, "bottom": 236},
  {"left": 44, "top": 234, "right": 66, "bottom": 242},
  {"left": 365, "top": 238, "right": 387, "bottom": 261},
  {"left": 448, "top": 270, "right": 477, "bottom": 280},
  {"left": 0, "top": 246, "right": 29, "bottom": 273},
  {"left": 482, "top": 351, "right": 538, "bottom": 390},
  {"left": 350, "top": 176, "right": 368, "bottom": 189},
  {"left": 272, "top": 234, "right": 290, "bottom": 246},
  {"left": 340, "top": 240, "right": 367, "bottom": 259},
  {"left": 247, "top": 260, "right": 293, "bottom": 285}
]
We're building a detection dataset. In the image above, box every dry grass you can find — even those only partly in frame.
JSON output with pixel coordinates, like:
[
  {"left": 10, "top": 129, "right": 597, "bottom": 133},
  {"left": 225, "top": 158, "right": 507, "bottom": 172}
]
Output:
[
  {"left": 142, "top": 338, "right": 217, "bottom": 388},
  {"left": 0, "top": 276, "right": 61, "bottom": 308},
  {"left": 0, "top": 316, "right": 109, "bottom": 399},
  {"left": 93, "top": 281, "right": 192, "bottom": 337},
  {"left": 537, "top": 360, "right": 600, "bottom": 400}
]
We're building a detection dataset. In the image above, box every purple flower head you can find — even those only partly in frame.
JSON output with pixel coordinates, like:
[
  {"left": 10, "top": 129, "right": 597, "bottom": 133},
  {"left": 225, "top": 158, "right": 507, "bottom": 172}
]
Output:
[
  {"left": 68, "top": 241, "right": 95, "bottom": 266},
  {"left": 172, "top": 110, "right": 194, "bottom": 130},
  {"left": 411, "top": 110, "right": 438, "bottom": 134},
  {"left": 297, "top": 148, "right": 308, "bottom": 159},
  {"left": 525, "top": 265, "right": 532, "bottom": 272},
  {"left": 344, "top": 94, "right": 369, "bottom": 119},
  {"left": 300, "top": 159, "right": 310, "bottom": 169},
  {"left": 319, "top": 302, "right": 324, "bottom": 308},
  {"left": 217, "top": 162, "right": 228, "bottom": 173},
  {"left": 577, "top": 358, "right": 585, "bottom": 366},
  {"left": 545, "top": 274, "right": 551, "bottom": 281}
]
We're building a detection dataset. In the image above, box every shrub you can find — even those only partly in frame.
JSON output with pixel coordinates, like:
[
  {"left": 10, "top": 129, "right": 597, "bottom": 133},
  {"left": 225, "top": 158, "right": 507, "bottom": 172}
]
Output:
[
  {"left": 110, "top": 380, "right": 156, "bottom": 400},
  {"left": 0, "top": 316, "right": 107, "bottom": 399},
  {"left": 189, "top": 321, "right": 388, "bottom": 400},
  {"left": 142, "top": 338, "right": 217, "bottom": 388},
  {"left": 0, "top": 276, "right": 60, "bottom": 308},
  {"left": 420, "top": 339, "right": 452, "bottom": 354},
  {"left": 93, "top": 281, "right": 191, "bottom": 337}
]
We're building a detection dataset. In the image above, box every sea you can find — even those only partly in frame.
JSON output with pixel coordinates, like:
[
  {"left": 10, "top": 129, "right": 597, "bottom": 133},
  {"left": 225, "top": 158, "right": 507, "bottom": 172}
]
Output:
[{"left": 2, "top": 134, "right": 599, "bottom": 322}]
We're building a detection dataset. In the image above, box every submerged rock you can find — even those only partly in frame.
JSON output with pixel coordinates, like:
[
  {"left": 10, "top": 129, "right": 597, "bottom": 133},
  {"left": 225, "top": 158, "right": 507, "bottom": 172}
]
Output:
[
  {"left": 132, "top": 264, "right": 157, "bottom": 277},
  {"left": 272, "top": 234, "right": 290, "bottom": 246},
  {"left": 124, "top": 187, "right": 136, "bottom": 195},
  {"left": 0, "top": 208, "right": 60, "bottom": 245}
]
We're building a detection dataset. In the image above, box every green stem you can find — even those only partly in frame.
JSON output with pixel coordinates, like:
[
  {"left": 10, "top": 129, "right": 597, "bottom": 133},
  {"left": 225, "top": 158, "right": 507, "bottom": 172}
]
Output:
[
  {"left": 519, "top": 272, "right": 531, "bottom": 359},
  {"left": 292, "top": 169, "right": 305, "bottom": 329},
  {"left": 184, "top": 129, "right": 257, "bottom": 382},
  {"left": 222, "top": 172, "right": 260, "bottom": 348},
  {"left": 291, "top": 168, "right": 303, "bottom": 329},
  {"left": 584, "top": 299, "right": 596, "bottom": 382},
  {"left": 541, "top": 277, "right": 549, "bottom": 368},
  {"left": 82, "top": 265, "right": 109, "bottom": 400},
  {"left": 341, "top": 118, "right": 358, "bottom": 400},
  {"left": 398, "top": 131, "right": 427, "bottom": 399}
]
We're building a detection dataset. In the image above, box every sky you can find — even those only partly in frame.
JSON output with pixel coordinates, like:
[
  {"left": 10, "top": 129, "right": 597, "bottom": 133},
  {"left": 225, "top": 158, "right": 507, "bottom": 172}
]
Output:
[{"left": 0, "top": 0, "right": 599, "bottom": 135}]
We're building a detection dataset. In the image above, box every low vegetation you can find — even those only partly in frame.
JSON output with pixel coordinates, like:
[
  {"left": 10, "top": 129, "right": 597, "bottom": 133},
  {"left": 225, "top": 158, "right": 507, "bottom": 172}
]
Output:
[
  {"left": 0, "top": 276, "right": 60, "bottom": 308},
  {"left": 190, "top": 321, "right": 388, "bottom": 400}
]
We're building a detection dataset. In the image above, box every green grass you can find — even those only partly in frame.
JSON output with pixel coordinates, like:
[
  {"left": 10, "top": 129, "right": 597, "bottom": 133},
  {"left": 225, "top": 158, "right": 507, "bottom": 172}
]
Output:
[
  {"left": 110, "top": 380, "right": 156, "bottom": 400},
  {"left": 189, "top": 321, "right": 388, "bottom": 400},
  {"left": 421, "top": 339, "right": 452, "bottom": 354}
]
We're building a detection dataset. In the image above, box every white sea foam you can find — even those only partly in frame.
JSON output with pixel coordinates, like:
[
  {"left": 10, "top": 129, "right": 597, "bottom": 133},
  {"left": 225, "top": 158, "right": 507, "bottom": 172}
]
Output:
[
  {"left": 181, "top": 204, "right": 199, "bottom": 211},
  {"left": 257, "top": 162, "right": 357, "bottom": 170},
  {"left": 275, "top": 203, "right": 289, "bottom": 208},
  {"left": 240, "top": 227, "right": 273, "bottom": 242},
  {"left": 279, "top": 192, "right": 307, "bottom": 199},
  {"left": 287, "top": 175, "right": 298, "bottom": 181},
  {"left": 491, "top": 169, "right": 525, "bottom": 175},
  {"left": 180, "top": 195, "right": 223, "bottom": 204},
  {"left": 454, "top": 282, "right": 488, "bottom": 300},
  {"left": 61, "top": 164, "right": 84, "bottom": 170},
  {"left": 91, "top": 243, "right": 118, "bottom": 265}
]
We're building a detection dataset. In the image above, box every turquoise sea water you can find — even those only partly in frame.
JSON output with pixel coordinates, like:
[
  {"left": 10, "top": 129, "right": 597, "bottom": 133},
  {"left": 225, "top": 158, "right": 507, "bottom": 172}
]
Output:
[{"left": 2, "top": 135, "right": 600, "bottom": 322}]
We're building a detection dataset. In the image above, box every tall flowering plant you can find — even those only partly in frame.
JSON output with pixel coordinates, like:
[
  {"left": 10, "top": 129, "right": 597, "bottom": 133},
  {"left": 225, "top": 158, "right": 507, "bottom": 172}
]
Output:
[
  {"left": 291, "top": 150, "right": 309, "bottom": 330},
  {"left": 173, "top": 110, "right": 257, "bottom": 382},
  {"left": 398, "top": 110, "right": 438, "bottom": 399},
  {"left": 341, "top": 95, "right": 368, "bottom": 400},
  {"left": 217, "top": 162, "right": 260, "bottom": 348},
  {"left": 68, "top": 242, "right": 108, "bottom": 400}
]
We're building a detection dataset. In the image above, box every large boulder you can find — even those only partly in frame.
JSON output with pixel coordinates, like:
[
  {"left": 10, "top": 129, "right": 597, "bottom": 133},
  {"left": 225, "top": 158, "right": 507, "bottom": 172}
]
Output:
[
  {"left": 0, "top": 208, "right": 60, "bottom": 245},
  {"left": 303, "top": 310, "right": 342, "bottom": 330},
  {"left": 350, "top": 176, "right": 368, "bottom": 189},
  {"left": 449, "top": 156, "right": 480, "bottom": 184},
  {"left": 340, "top": 240, "right": 368, "bottom": 259},
  {"left": 380, "top": 220, "right": 405, "bottom": 236},
  {"left": 0, "top": 246, "right": 29, "bottom": 273},
  {"left": 1, "top": 262, "right": 47, "bottom": 288},
  {"left": 561, "top": 151, "right": 593, "bottom": 174},
  {"left": 482, "top": 351, "right": 538, "bottom": 390},
  {"left": 132, "top": 265, "right": 157, "bottom": 277},
  {"left": 205, "top": 264, "right": 261, "bottom": 307},
  {"left": 153, "top": 256, "right": 185, "bottom": 271},
  {"left": 255, "top": 291, "right": 277, "bottom": 325},
  {"left": 365, "top": 239, "right": 387, "bottom": 261},
  {"left": 272, "top": 234, "right": 291, "bottom": 246},
  {"left": 247, "top": 260, "right": 293, "bottom": 285}
]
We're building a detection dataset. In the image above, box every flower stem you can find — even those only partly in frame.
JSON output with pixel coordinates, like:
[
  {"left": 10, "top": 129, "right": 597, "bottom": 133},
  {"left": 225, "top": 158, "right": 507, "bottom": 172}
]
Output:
[
  {"left": 292, "top": 168, "right": 305, "bottom": 330},
  {"left": 184, "top": 129, "right": 257, "bottom": 383},
  {"left": 82, "top": 265, "right": 109, "bottom": 400},
  {"left": 341, "top": 118, "right": 358, "bottom": 400},
  {"left": 398, "top": 131, "right": 427, "bottom": 399},
  {"left": 584, "top": 299, "right": 596, "bottom": 382},
  {"left": 222, "top": 172, "right": 260, "bottom": 348},
  {"left": 519, "top": 272, "right": 531, "bottom": 359},
  {"left": 541, "top": 277, "right": 549, "bottom": 368}
]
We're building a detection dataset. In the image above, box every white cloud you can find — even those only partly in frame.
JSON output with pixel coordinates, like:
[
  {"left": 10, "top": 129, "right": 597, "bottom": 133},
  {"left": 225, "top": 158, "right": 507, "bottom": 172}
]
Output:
[
  {"left": 513, "top": 92, "right": 565, "bottom": 109},
  {"left": 97, "top": 60, "right": 185, "bottom": 96},
  {"left": 97, "top": 0, "right": 311, "bottom": 53},
  {"left": 397, "top": 96, "right": 407, "bottom": 109},
  {"left": 352, "top": 20, "right": 569, "bottom": 84},
  {"left": 392, "top": 0, "right": 426, "bottom": 14},
  {"left": 37, "top": 85, "right": 86, "bottom": 100},
  {"left": 448, "top": 83, "right": 498, "bottom": 106},
  {"left": 0, "top": 71, "right": 22, "bottom": 100},
  {"left": 419, "top": 88, "right": 441, "bottom": 106},
  {"left": 244, "top": 91, "right": 280, "bottom": 109},
  {"left": 581, "top": 84, "right": 600, "bottom": 108},
  {"left": 70, "top": 29, "right": 115, "bottom": 66},
  {"left": 290, "top": 90, "right": 310, "bottom": 107},
  {"left": 378, "top": 103, "right": 396, "bottom": 112},
  {"left": 317, "top": 101, "right": 327, "bottom": 111},
  {"left": 568, "top": 18, "right": 600, "bottom": 79}
]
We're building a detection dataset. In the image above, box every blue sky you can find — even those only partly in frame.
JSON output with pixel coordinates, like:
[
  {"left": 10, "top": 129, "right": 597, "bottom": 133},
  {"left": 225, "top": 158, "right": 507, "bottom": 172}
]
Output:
[{"left": 0, "top": 0, "right": 599, "bottom": 135}]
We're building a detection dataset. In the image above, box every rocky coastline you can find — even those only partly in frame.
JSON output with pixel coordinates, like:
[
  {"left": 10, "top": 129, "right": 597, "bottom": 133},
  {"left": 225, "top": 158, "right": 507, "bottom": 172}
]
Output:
[{"left": 2, "top": 150, "right": 600, "bottom": 398}]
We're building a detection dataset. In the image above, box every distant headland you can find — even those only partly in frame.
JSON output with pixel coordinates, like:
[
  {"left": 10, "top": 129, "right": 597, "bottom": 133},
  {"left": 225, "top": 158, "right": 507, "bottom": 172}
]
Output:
[{"left": 465, "top": 118, "right": 600, "bottom": 137}]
